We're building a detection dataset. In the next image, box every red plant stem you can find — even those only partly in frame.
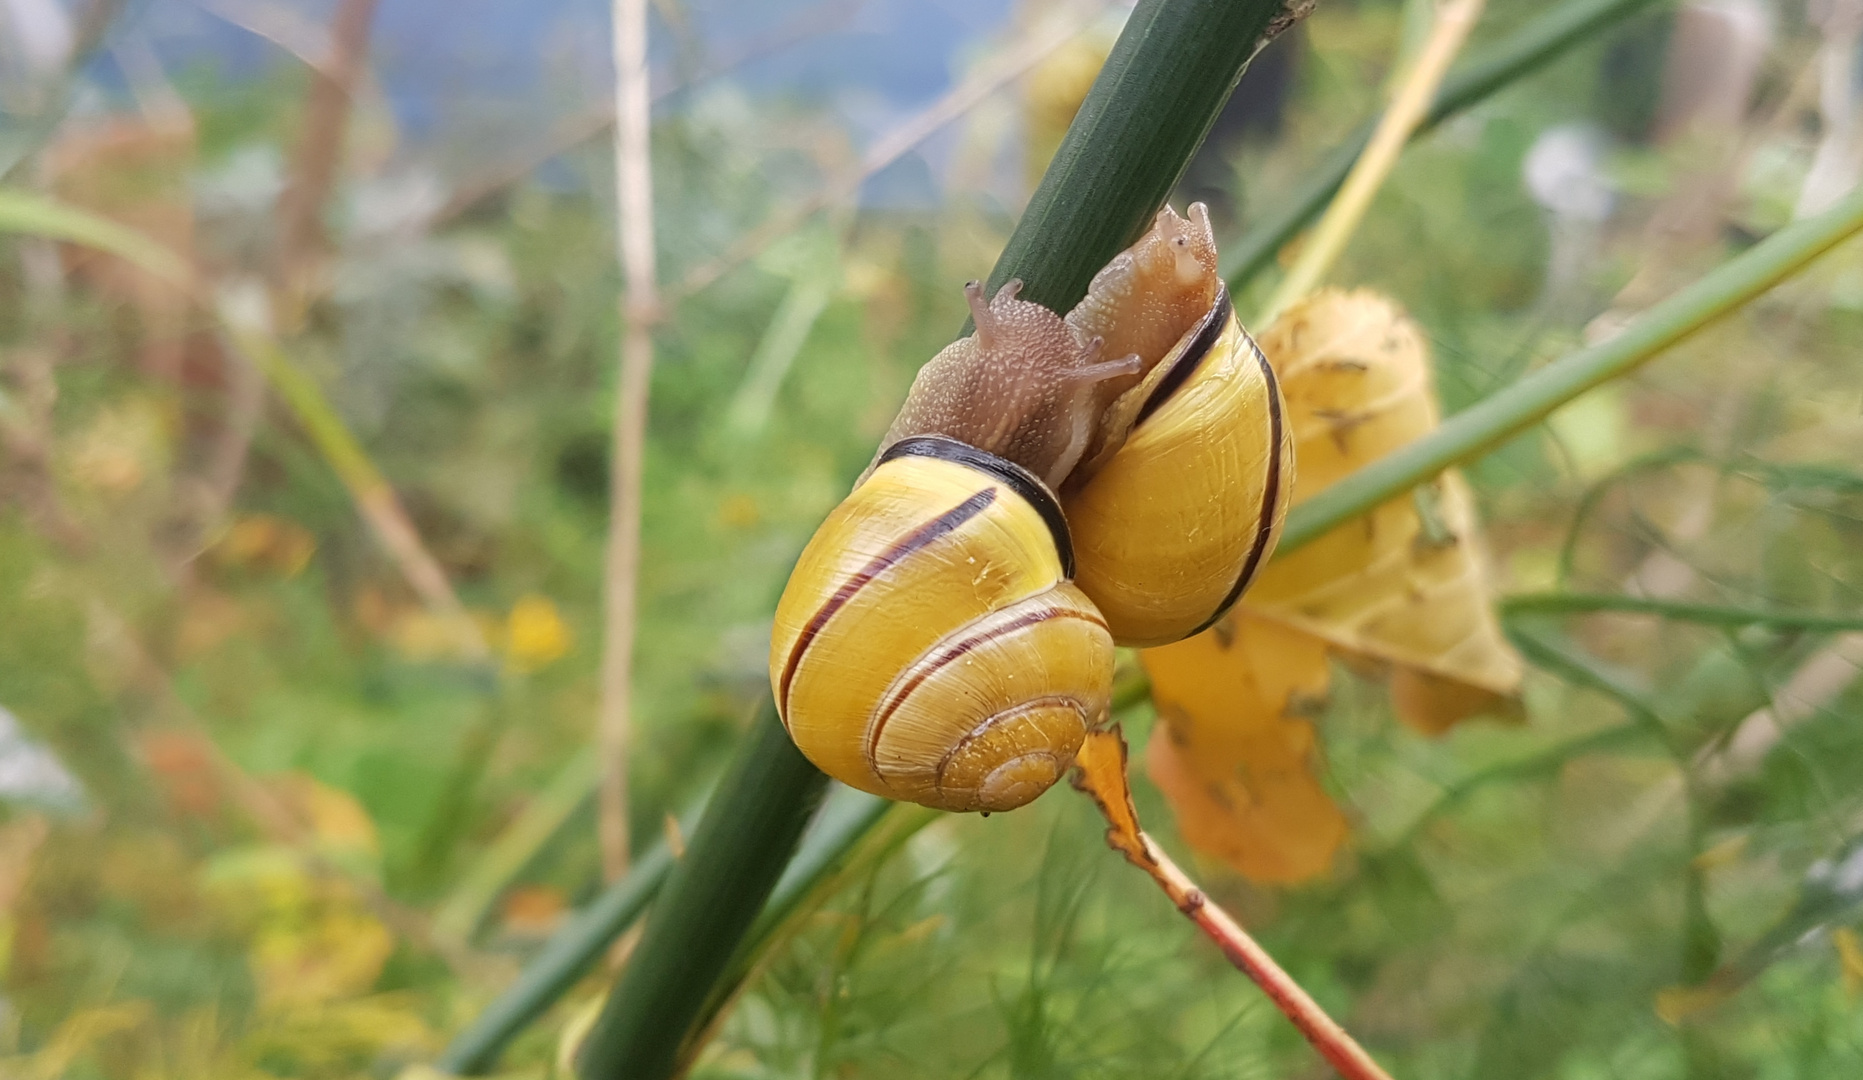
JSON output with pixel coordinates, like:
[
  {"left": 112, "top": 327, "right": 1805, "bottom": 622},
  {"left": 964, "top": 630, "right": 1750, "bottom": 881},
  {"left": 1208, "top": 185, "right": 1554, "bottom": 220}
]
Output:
[
  {"left": 1137, "top": 832, "right": 1394, "bottom": 1080},
  {"left": 1073, "top": 729, "right": 1392, "bottom": 1080}
]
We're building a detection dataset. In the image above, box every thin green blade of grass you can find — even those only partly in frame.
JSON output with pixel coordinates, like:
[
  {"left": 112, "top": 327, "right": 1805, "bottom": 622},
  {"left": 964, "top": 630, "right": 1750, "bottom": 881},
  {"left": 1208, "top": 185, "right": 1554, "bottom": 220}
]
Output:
[
  {"left": 679, "top": 793, "right": 938, "bottom": 1071},
  {"left": 433, "top": 748, "right": 601, "bottom": 947},
  {"left": 1503, "top": 593, "right": 1863, "bottom": 632},
  {"left": 571, "top": 3, "right": 1298, "bottom": 1077},
  {"left": 0, "top": 186, "right": 193, "bottom": 286},
  {"left": 437, "top": 837, "right": 676, "bottom": 1075},
  {"left": 0, "top": 186, "right": 488, "bottom": 654},
  {"left": 1223, "top": 0, "right": 1667, "bottom": 292},
  {"left": 570, "top": 699, "right": 829, "bottom": 1080},
  {"left": 1279, "top": 184, "right": 1863, "bottom": 552}
]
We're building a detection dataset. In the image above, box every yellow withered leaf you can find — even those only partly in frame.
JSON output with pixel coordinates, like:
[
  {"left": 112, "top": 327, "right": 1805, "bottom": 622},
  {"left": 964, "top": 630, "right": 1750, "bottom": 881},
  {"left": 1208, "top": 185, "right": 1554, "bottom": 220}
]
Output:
[
  {"left": 1141, "top": 612, "right": 1348, "bottom": 884},
  {"left": 1139, "top": 289, "right": 1520, "bottom": 885},
  {"left": 1245, "top": 288, "right": 1523, "bottom": 731}
]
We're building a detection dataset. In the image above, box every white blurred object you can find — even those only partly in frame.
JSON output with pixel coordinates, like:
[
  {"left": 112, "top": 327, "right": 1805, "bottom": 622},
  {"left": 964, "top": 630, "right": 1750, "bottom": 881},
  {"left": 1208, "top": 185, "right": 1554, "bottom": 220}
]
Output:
[
  {"left": 1524, "top": 124, "right": 1616, "bottom": 223},
  {"left": 1524, "top": 124, "right": 1617, "bottom": 319},
  {"left": 0, "top": 0, "right": 74, "bottom": 81},
  {"left": 1655, "top": 0, "right": 1774, "bottom": 143},
  {"left": 0, "top": 706, "right": 86, "bottom": 815},
  {"left": 1797, "top": 0, "right": 1863, "bottom": 217},
  {"left": 348, "top": 168, "right": 448, "bottom": 240}
]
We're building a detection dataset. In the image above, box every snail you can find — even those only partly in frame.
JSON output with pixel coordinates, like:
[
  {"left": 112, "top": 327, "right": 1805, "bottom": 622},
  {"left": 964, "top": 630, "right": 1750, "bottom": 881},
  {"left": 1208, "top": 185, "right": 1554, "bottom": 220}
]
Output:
[
  {"left": 768, "top": 203, "right": 1290, "bottom": 813},
  {"left": 1062, "top": 204, "right": 1293, "bottom": 647},
  {"left": 770, "top": 283, "right": 1123, "bottom": 813}
]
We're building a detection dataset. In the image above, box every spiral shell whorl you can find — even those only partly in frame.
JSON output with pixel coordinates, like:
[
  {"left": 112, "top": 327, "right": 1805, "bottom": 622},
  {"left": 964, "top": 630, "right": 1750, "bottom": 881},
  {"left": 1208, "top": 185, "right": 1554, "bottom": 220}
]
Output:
[{"left": 863, "top": 586, "right": 1110, "bottom": 812}]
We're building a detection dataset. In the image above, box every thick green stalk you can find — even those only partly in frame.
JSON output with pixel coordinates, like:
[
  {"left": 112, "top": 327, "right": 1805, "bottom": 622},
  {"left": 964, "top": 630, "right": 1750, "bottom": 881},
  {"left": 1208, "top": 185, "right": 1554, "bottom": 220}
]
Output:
[
  {"left": 607, "top": 184, "right": 1863, "bottom": 1073},
  {"left": 1278, "top": 185, "right": 1863, "bottom": 552},
  {"left": 1223, "top": 0, "right": 1666, "bottom": 292},
  {"left": 437, "top": 837, "right": 675, "bottom": 1075},
  {"left": 573, "top": 703, "right": 826, "bottom": 1080},
  {"left": 573, "top": 2, "right": 1295, "bottom": 1077},
  {"left": 987, "top": 0, "right": 1298, "bottom": 314},
  {"left": 676, "top": 792, "right": 935, "bottom": 1072}
]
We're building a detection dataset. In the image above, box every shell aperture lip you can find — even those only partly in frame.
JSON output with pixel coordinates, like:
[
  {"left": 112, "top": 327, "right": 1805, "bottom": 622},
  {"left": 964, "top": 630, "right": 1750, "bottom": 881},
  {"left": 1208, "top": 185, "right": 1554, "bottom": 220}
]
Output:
[
  {"left": 879, "top": 435, "right": 1076, "bottom": 579},
  {"left": 776, "top": 485, "right": 998, "bottom": 722},
  {"left": 1134, "top": 285, "right": 1234, "bottom": 427}
]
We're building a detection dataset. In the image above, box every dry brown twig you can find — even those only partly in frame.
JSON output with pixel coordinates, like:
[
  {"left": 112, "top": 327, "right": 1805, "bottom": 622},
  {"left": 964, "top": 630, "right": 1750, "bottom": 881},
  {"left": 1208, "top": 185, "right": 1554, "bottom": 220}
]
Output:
[
  {"left": 181, "top": 0, "right": 395, "bottom": 579},
  {"left": 271, "top": 0, "right": 379, "bottom": 322},
  {"left": 665, "top": 0, "right": 1112, "bottom": 302},
  {"left": 597, "top": 0, "right": 660, "bottom": 881},
  {"left": 425, "top": 0, "right": 865, "bottom": 228},
  {"left": 586, "top": 0, "right": 1109, "bottom": 881}
]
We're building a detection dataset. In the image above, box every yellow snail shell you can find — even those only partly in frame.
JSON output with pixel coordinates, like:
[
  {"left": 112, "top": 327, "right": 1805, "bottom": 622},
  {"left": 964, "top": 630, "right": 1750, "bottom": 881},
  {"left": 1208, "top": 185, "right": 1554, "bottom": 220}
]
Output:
[
  {"left": 1063, "top": 285, "right": 1292, "bottom": 647},
  {"left": 770, "top": 436, "right": 1114, "bottom": 813}
]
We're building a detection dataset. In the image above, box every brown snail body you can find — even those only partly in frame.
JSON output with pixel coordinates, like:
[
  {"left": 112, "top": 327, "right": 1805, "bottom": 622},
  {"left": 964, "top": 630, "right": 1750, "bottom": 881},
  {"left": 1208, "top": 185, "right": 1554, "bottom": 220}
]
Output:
[{"left": 769, "top": 204, "right": 1291, "bottom": 812}]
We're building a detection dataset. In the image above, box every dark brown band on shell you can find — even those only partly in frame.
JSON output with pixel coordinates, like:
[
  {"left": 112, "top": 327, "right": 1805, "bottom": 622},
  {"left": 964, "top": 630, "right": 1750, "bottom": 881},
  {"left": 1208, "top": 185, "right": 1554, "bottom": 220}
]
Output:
[
  {"left": 1190, "top": 329, "right": 1285, "bottom": 637},
  {"left": 863, "top": 604, "right": 1108, "bottom": 774},
  {"left": 1134, "top": 284, "right": 1233, "bottom": 426},
  {"left": 777, "top": 486, "right": 997, "bottom": 724},
  {"left": 880, "top": 435, "right": 1075, "bottom": 578}
]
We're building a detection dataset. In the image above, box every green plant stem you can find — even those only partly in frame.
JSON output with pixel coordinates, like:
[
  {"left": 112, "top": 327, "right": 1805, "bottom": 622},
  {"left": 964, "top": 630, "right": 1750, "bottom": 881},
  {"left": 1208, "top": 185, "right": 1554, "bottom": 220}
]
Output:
[
  {"left": 740, "top": 790, "right": 906, "bottom": 959},
  {"left": 0, "top": 186, "right": 193, "bottom": 283},
  {"left": 574, "top": 702, "right": 829, "bottom": 1080},
  {"left": 571, "top": 3, "right": 1295, "bottom": 1077},
  {"left": 1388, "top": 722, "right": 1650, "bottom": 848},
  {"left": 678, "top": 792, "right": 935, "bottom": 1073},
  {"left": 1503, "top": 593, "right": 1863, "bottom": 632},
  {"left": 1506, "top": 622, "right": 1677, "bottom": 755},
  {"left": 1223, "top": 0, "right": 1667, "bottom": 293},
  {"left": 433, "top": 748, "right": 601, "bottom": 947},
  {"left": 1278, "top": 185, "right": 1863, "bottom": 553},
  {"left": 985, "top": 0, "right": 1297, "bottom": 315},
  {"left": 0, "top": 186, "right": 490, "bottom": 655},
  {"left": 437, "top": 838, "right": 675, "bottom": 1075}
]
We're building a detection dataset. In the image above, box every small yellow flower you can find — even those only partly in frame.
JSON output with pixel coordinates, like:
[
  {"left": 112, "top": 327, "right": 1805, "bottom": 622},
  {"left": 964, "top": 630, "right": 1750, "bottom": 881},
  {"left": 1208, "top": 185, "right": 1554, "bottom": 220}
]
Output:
[
  {"left": 1836, "top": 927, "right": 1863, "bottom": 997},
  {"left": 505, "top": 594, "right": 573, "bottom": 673},
  {"left": 215, "top": 514, "right": 317, "bottom": 577},
  {"left": 716, "top": 493, "right": 761, "bottom": 531}
]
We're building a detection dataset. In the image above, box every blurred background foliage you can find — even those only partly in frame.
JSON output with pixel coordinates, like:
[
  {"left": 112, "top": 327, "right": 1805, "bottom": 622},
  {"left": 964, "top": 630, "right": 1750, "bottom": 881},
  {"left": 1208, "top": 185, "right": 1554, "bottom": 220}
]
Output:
[{"left": 2, "top": 0, "right": 1863, "bottom": 1076}]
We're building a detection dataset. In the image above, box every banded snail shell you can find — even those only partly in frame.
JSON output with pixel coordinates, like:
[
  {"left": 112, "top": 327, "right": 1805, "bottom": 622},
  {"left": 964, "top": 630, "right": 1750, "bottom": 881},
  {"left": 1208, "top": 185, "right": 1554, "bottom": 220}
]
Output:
[
  {"left": 1063, "top": 286, "right": 1293, "bottom": 647},
  {"left": 769, "top": 436, "right": 1115, "bottom": 813}
]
